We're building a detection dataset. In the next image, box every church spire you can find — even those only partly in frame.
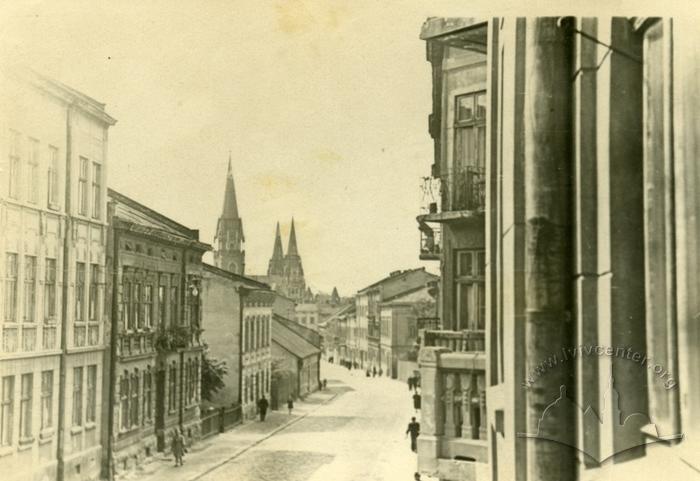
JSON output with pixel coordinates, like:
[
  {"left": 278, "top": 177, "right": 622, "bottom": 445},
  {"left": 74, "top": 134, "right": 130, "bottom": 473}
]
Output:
[
  {"left": 221, "top": 151, "right": 239, "bottom": 219},
  {"left": 287, "top": 217, "right": 299, "bottom": 257},
  {"left": 272, "top": 222, "right": 284, "bottom": 259},
  {"left": 214, "top": 154, "right": 245, "bottom": 274}
]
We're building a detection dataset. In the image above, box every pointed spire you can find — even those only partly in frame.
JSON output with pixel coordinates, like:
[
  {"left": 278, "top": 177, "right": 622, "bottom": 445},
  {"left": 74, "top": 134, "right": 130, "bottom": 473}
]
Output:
[
  {"left": 287, "top": 217, "right": 299, "bottom": 256},
  {"left": 271, "top": 222, "right": 284, "bottom": 259},
  {"left": 221, "top": 155, "right": 239, "bottom": 219}
]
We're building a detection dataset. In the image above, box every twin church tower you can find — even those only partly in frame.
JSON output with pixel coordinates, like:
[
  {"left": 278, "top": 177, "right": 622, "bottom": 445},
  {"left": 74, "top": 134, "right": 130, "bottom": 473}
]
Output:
[{"left": 213, "top": 156, "right": 307, "bottom": 302}]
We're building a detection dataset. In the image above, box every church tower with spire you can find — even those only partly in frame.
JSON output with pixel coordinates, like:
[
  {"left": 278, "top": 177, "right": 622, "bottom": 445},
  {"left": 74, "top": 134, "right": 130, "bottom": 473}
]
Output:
[
  {"left": 283, "top": 218, "right": 306, "bottom": 301},
  {"left": 213, "top": 155, "right": 245, "bottom": 274},
  {"left": 267, "top": 222, "right": 286, "bottom": 277}
]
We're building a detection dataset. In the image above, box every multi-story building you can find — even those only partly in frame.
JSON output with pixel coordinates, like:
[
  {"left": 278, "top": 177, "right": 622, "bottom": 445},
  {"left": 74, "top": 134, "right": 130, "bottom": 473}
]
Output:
[
  {"left": 356, "top": 268, "right": 438, "bottom": 371},
  {"left": 417, "top": 16, "right": 700, "bottom": 481},
  {"left": 104, "top": 189, "right": 209, "bottom": 475},
  {"left": 379, "top": 286, "right": 436, "bottom": 379},
  {"left": 294, "top": 303, "right": 320, "bottom": 331},
  {"left": 270, "top": 315, "right": 320, "bottom": 403},
  {"left": 239, "top": 289, "right": 274, "bottom": 420},
  {"left": 200, "top": 263, "right": 270, "bottom": 408},
  {"left": 0, "top": 66, "right": 116, "bottom": 481},
  {"left": 212, "top": 157, "right": 245, "bottom": 275}
]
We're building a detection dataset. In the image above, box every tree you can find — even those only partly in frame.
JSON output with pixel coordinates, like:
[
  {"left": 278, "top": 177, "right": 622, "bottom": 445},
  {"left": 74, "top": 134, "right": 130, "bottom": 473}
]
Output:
[{"left": 200, "top": 351, "right": 228, "bottom": 402}]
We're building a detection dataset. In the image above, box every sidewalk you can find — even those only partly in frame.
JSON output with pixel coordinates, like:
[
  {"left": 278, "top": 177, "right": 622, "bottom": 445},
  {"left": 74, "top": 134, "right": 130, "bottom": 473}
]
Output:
[{"left": 118, "top": 387, "right": 339, "bottom": 481}]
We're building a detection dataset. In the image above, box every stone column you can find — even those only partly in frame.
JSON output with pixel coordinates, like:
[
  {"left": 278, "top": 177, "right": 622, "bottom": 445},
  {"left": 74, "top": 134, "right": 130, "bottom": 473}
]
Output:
[
  {"left": 459, "top": 372, "right": 473, "bottom": 439},
  {"left": 477, "top": 373, "right": 487, "bottom": 440},
  {"left": 443, "top": 373, "right": 458, "bottom": 437},
  {"left": 523, "top": 17, "right": 576, "bottom": 481},
  {"left": 417, "top": 347, "right": 449, "bottom": 474}
]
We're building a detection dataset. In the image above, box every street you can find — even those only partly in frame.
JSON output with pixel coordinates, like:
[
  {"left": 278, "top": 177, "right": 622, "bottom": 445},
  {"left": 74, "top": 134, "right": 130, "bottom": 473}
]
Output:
[{"left": 200, "top": 362, "right": 421, "bottom": 481}]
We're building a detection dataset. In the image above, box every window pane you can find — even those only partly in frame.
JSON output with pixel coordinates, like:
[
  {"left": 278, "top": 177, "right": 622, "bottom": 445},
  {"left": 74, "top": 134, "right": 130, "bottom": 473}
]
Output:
[
  {"left": 476, "top": 93, "right": 487, "bottom": 120},
  {"left": 72, "top": 367, "right": 82, "bottom": 426},
  {"left": 41, "top": 371, "right": 53, "bottom": 430},
  {"left": 45, "top": 259, "right": 57, "bottom": 321},
  {"left": 458, "top": 251, "right": 473, "bottom": 277},
  {"left": 5, "top": 254, "right": 18, "bottom": 322},
  {"left": 48, "top": 146, "right": 59, "bottom": 206},
  {"left": 23, "top": 256, "right": 37, "bottom": 323},
  {"left": 86, "top": 366, "right": 96, "bottom": 423},
  {"left": 76, "top": 263, "right": 85, "bottom": 322},
  {"left": 19, "top": 373, "right": 32, "bottom": 438},
  {"left": 1, "top": 376, "right": 14, "bottom": 445},
  {"left": 457, "top": 95, "right": 474, "bottom": 122},
  {"left": 457, "top": 283, "right": 470, "bottom": 330}
]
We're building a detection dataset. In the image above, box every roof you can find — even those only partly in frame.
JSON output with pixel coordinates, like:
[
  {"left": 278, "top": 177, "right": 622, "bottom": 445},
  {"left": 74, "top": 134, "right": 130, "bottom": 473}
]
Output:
[
  {"left": 202, "top": 263, "right": 270, "bottom": 289},
  {"left": 357, "top": 267, "right": 436, "bottom": 293},
  {"left": 5, "top": 65, "right": 117, "bottom": 126},
  {"left": 274, "top": 314, "right": 321, "bottom": 347},
  {"left": 272, "top": 317, "right": 320, "bottom": 360}
]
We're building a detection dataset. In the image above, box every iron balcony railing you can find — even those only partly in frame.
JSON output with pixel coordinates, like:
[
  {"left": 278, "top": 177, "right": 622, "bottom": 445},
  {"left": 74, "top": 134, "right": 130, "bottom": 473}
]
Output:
[{"left": 422, "top": 329, "right": 485, "bottom": 352}]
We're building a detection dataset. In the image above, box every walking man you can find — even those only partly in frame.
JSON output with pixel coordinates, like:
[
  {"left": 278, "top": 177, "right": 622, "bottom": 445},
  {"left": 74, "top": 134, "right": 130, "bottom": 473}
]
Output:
[
  {"left": 257, "top": 395, "right": 269, "bottom": 421},
  {"left": 406, "top": 417, "right": 420, "bottom": 453},
  {"left": 287, "top": 396, "right": 294, "bottom": 415},
  {"left": 413, "top": 391, "right": 422, "bottom": 413},
  {"left": 171, "top": 428, "right": 185, "bottom": 467}
]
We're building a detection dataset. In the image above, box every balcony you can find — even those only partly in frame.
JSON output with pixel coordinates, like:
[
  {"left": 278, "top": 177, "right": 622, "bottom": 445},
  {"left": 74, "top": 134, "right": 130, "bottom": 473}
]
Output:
[
  {"left": 418, "top": 169, "right": 486, "bottom": 226},
  {"left": 417, "top": 317, "right": 441, "bottom": 330},
  {"left": 419, "top": 225, "right": 442, "bottom": 261},
  {"left": 422, "top": 329, "right": 485, "bottom": 352},
  {"left": 118, "top": 330, "right": 156, "bottom": 358},
  {"left": 417, "top": 332, "right": 487, "bottom": 480}
]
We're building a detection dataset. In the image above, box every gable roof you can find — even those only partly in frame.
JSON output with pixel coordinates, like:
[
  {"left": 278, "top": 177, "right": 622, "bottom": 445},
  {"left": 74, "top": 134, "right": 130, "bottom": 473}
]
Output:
[
  {"left": 202, "top": 263, "right": 269, "bottom": 289},
  {"left": 272, "top": 317, "right": 320, "bottom": 360},
  {"left": 358, "top": 267, "right": 433, "bottom": 293},
  {"left": 273, "top": 314, "right": 321, "bottom": 347}
]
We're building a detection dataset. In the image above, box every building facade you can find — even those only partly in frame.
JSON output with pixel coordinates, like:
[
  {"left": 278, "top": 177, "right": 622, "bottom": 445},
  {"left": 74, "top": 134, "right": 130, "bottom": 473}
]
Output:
[
  {"left": 0, "top": 67, "right": 116, "bottom": 481},
  {"left": 212, "top": 157, "right": 245, "bottom": 275},
  {"left": 200, "top": 263, "right": 270, "bottom": 408},
  {"left": 357, "top": 268, "right": 438, "bottom": 372},
  {"left": 270, "top": 316, "right": 320, "bottom": 406},
  {"left": 239, "top": 289, "right": 273, "bottom": 420},
  {"left": 104, "top": 190, "right": 209, "bottom": 475},
  {"left": 417, "top": 16, "right": 700, "bottom": 481}
]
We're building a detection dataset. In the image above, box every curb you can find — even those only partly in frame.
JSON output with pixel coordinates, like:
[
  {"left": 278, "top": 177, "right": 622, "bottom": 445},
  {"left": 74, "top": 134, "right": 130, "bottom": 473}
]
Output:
[{"left": 188, "top": 390, "right": 340, "bottom": 481}]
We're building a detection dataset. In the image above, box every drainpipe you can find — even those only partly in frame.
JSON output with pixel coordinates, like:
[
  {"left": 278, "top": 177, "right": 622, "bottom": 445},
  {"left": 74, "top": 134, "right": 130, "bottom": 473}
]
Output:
[
  {"left": 56, "top": 104, "right": 73, "bottom": 481},
  {"left": 523, "top": 18, "right": 575, "bottom": 481},
  {"left": 104, "top": 220, "right": 120, "bottom": 480}
]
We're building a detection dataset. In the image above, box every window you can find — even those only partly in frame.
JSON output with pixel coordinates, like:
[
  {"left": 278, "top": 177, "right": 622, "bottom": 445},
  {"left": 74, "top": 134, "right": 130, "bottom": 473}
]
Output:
[
  {"left": 144, "top": 285, "right": 153, "bottom": 329},
  {"left": 72, "top": 367, "right": 83, "bottom": 427},
  {"left": 27, "top": 139, "right": 39, "bottom": 203},
  {"left": 91, "top": 162, "right": 101, "bottom": 219},
  {"left": 454, "top": 250, "right": 485, "bottom": 331},
  {"left": 123, "top": 280, "right": 132, "bottom": 331},
  {"left": 119, "top": 374, "right": 129, "bottom": 430},
  {"left": 169, "top": 279, "right": 178, "bottom": 325},
  {"left": 47, "top": 146, "right": 59, "bottom": 207},
  {"left": 184, "top": 360, "right": 191, "bottom": 405},
  {"left": 453, "top": 92, "right": 487, "bottom": 210},
  {"left": 142, "top": 368, "right": 152, "bottom": 424},
  {"left": 135, "top": 283, "right": 142, "bottom": 329},
  {"left": 1, "top": 376, "right": 14, "bottom": 446},
  {"left": 78, "top": 157, "right": 88, "bottom": 215},
  {"left": 44, "top": 259, "right": 57, "bottom": 321},
  {"left": 130, "top": 371, "right": 139, "bottom": 427},
  {"left": 19, "top": 374, "right": 32, "bottom": 440},
  {"left": 76, "top": 263, "right": 86, "bottom": 322},
  {"left": 40, "top": 371, "right": 53, "bottom": 430},
  {"left": 86, "top": 365, "right": 96, "bottom": 424},
  {"left": 89, "top": 264, "right": 99, "bottom": 321},
  {"left": 168, "top": 364, "right": 177, "bottom": 412},
  {"left": 8, "top": 130, "right": 21, "bottom": 199},
  {"left": 158, "top": 281, "right": 165, "bottom": 327},
  {"left": 23, "top": 256, "right": 37, "bottom": 323},
  {"left": 4, "top": 254, "right": 19, "bottom": 323}
]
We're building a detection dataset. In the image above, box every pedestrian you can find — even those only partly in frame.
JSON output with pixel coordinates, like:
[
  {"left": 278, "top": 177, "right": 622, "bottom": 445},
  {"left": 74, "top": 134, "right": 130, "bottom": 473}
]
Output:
[
  {"left": 287, "top": 396, "right": 294, "bottom": 415},
  {"left": 257, "top": 395, "right": 269, "bottom": 421},
  {"left": 408, "top": 376, "right": 414, "bottom": 391},
  {"left": 414, "top": 472, "right": 421, "bottom": 481},
  {"left": 413, "top": 392, "right": 421, "bottom": 413},
  {"left": 372, "top": 366, "right": 377, "bottom": 377},
  {"left": 322, "top": 378, "right": 327, "bottom": 389},
  {"left": 378, "top": 368, "right": 383, "bottom": 377},
  {"left": 405, "top": 417, "right": 420, "bottom": 453},
  {"left": 171, "top": 428, "right": 185, "bottom": 467},
  {"left": 366, "top": 369, "right": 371, "bottom": 377}
]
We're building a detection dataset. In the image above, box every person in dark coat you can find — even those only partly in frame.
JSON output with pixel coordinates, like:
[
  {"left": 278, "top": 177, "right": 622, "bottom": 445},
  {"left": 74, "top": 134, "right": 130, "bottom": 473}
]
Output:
[
  {"left": 171, "top": 428, "right": 185, "bottom": 466},
  {"left": 372, "top": 366, "right": 377, "bottom": 377},
  {"left": 413, "top": 392, "right": 422, "bottom": 413},
  {"left": 257, "top": 396, "right": 269, "bottom": 421},
  {"left": 287, "top": 396, "right": 294, "bottom": 415},
  {"left": 322, "top": 378, "right": 327, "bottom": 389},
  {"left": 408, "top": 376, "right": 414, "bottom": 391},
  {"left": 406, "top": 417, "right": 420, "bottom": 452}
]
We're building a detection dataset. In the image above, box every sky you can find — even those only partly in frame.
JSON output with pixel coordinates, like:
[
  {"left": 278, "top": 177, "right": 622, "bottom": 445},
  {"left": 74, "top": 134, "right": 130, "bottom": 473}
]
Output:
[{"left": 0, "top": 0, "right": 671, "bottom": 295}]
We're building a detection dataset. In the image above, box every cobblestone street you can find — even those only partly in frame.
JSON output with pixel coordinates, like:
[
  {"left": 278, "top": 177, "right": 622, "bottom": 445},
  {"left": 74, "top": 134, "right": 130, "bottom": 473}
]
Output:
[{"left": 199, "top": 361, "right": 423, "bottom": 481}]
